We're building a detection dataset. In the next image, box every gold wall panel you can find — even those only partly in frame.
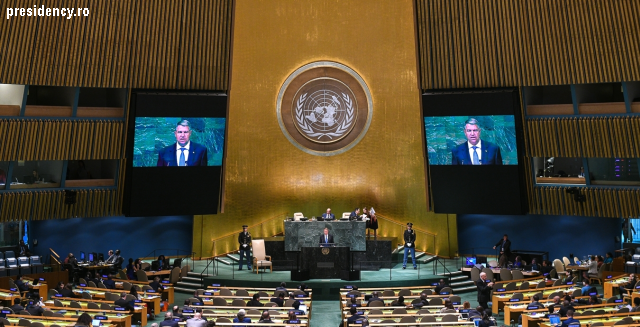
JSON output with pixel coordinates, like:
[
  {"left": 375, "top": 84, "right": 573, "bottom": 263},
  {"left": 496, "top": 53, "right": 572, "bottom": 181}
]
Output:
[
  {"left": 0, "top": 0, "right": 232, "bottom": 89},
  {"left": 415, "top": 0, "right": 640, "bottom": 89},
  {"left": 193, "top": 0, "right": 457, "bottom": 258}
]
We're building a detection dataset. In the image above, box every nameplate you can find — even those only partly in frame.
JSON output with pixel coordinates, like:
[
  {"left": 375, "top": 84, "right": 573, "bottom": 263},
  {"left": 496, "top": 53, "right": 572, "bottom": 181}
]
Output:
[
  {"left": 146, "top": 290, "right": 156, "bottom": 293},
  {"left": 607, "top": 275, "right": 613, "bottom": 279},
  {"left": 453, "top": 302, "right": 460, "bottom": 305},
  {"left": 297, "top": 294, "right": 305, "bottom": 298},
  {"left": 211, "top": 283, "right": 221, "bottom": 287},
  {"left": 356, "top": 311, "right": 364, "bottom": 315},
  {"left": 566, "top": 282, "right": 573, "bottom": 285},
  {"left": 39, "top": 278, "right": 45, "bottom": 281},
  {"left": 317, "top": 262, "right": 334, "bottom": 268},
  {"left": 527, "top": 306, "right": 539, "bottom": 310},
  {"left": 183, "top": 309, "right": 194, "bottom": 313},
  {"left": 79, "top": 283, "right": 87, "bottom": 287},
  {"left": 192, "top": 302, "right": 202, "bottom": 306},
  {"left": 344, "top": 285, "right": 353, "bottom": 289},
  {"left": 543, "top": 273, "right": 549, "bottom": 276},
  {"left": 440, "top": 291, "right": 450, "bottom": 295},
  {"left": 173, "top": 318, "right": 182, "bottom": 322},
  {"left": 95, "top": 315, "right": 108, "bottom": 320},
  {"left": 54, "top": 294, "right": 63, "bottom": 297},
  {"left": 354, "top": 321, "right": 364, "bottom": 324},
  {"left": 161, "top": 281, "right": 170, "bottom": 284},
  {"left": 460, "top": 309, "right": 470, "bottom": 313},
  {"left": 114, "top": 307, "right": 126, "bottom": 311},
  {"left": 102, "top": 275, "right": 108, "bottom": 278},
  {"left": 347, "top": 294, "right": 356, "bottom": 298},
  {"left": 497, "top": 288, "right": 506, "bottom": 292},
  {"left": 134, "top": 300, "right": 142, "bottom": 303},
  {"left": 432, "top": 283, "right": 438, "bottom": 286},
  {"left": 288, "top": 320, "right": 300, "bottom": 324},
  {"left": 1, "top": 310, "right": 11, "bottom": 314},
  {"left": 635, "top": 285, "right": 640, "bottom": 289},
  {"left": 589, "top": 292, "right": 597, "bottom": 296},
  {"left": 509, "top": 299, "right": 520, "bottom": 302},
  {"left": 615, "top": 299, "right": 623, "bottom": 303},
  {"left": 204, "top": 292, "right": 213, "bottom": 296}
]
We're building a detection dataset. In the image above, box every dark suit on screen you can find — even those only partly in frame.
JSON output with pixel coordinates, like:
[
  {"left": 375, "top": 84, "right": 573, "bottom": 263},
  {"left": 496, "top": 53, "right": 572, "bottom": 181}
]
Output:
[
  {"left": 156, "top": 142, "right": 208, "bottom": 167},
  {"left": 451, "top": 140, "right": 503, "bottom": 165},
  {"left": 319, "top": 234, "right": 334, "bottom": 246}
]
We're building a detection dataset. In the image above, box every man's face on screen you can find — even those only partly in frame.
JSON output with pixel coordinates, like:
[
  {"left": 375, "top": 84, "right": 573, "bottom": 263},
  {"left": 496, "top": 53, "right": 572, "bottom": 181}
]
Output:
[
  {"left": 175, "top": 125, "right": 192, "bottom": 146},
  {"left": 464, "top": 124, "right": 481, "bottom": 146}
]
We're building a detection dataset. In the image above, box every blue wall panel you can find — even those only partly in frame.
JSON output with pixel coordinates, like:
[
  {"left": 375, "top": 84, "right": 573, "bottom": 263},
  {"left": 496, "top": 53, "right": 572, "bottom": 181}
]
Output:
[
  {"left": 30, "top": 216, "right": 193, "bottom": 263},
  {"left": 457, "top": 214, "right": 621, "bottom": 261}
]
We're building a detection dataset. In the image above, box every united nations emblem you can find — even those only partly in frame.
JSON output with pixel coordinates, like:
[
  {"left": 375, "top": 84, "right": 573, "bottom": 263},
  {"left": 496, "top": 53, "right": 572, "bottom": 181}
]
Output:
[
  {"left": 321, "top": 248, "right": 330, "bottom": 255},
  {"left": 277, "top": 62, "right": 373, "bottom": 156}
]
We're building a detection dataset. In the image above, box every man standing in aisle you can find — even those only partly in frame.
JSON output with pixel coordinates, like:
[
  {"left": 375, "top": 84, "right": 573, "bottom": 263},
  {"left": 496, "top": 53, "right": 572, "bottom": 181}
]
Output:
[
  {"left": 403, "top": 223, "right": 417, "bottom": 270},
  {"left": 493, "top": 234, "right": 511, "bottom": 268},
  {"left": 238, "top": 225, "right": 252, "bottom": 271},
  {"left": 476, "top": 272, "right": 494, "bottom": 311}
]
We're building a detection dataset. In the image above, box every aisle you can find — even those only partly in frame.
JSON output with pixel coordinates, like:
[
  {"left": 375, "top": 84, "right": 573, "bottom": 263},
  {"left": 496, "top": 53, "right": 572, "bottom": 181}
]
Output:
[{"left": 310, "top": 301, "right": 342, "bottom": 327}]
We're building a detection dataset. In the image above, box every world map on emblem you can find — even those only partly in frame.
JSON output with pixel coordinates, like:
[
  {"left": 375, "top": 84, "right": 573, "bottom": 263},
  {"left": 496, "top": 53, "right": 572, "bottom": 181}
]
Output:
[{"left": 292, "top": 79, "right": 357, "bottom": 143}]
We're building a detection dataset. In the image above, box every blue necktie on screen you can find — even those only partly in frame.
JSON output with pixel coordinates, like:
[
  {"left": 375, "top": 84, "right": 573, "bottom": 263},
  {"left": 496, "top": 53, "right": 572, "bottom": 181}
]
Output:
[
  {"left": 179, "top": 148, "right": 186, "bottom": 166},
  {"left": 472, "top": 146, "right": 479, "bottom": 165}
]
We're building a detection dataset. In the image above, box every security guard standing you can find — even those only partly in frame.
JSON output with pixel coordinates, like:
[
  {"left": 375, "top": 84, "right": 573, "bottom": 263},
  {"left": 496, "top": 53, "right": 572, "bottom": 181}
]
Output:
[
  {"left": 238, "top": 225, "right": 252, "bottom": 271},
  {"left": 403, "top": 222, "right": 417, "bottom": 269}
]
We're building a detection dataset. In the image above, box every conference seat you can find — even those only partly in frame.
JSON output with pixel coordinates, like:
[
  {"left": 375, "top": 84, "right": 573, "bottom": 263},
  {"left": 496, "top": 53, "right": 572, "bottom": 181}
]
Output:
[
  {"left": 553, "top": 279, "right": 563, "bottom": 287},
  {"left": 136, "top": 269, "right": 147, "bottom": 282},
  {"left": 571, "top": 289, "right": 582, "bottom": 298},
  {"left": 617, "top": 307, "right": 630, "bottom": 313},
  {"left": 519, "top": 282, "right": 529, "bottom": 290},
  {"left": 292, "top": 290, "right": 306, "bottom": 297},
  {"left": 382, "top": 290, "right": 395, "bottom": 297},
  {"left": 140, "top": 262, "right": 151, "bottom": 271},
  {"left": 235, "top": 289, "right": 250, "bottom": 296},
  {"left": 82, "top": 292, "right": 92, "bottom": 299},
  {"left": 48, "top": 289, "right": 58, "bottom": 299},
  {"left": 449, "top": 295, "right": 461, "bottom": 304},
  {"left": 212, "top": 297, "right": 227, "bottom": 306},
  {"left": 397, "top": 289, "right": 411, "bottom": 297},
  {"left": 17, "top": 257, "right": 31, "bottom": 274},
  {"left": 549, "top": 268, "right": 557, "bottom": 279},
  {"left": 284, "top": 299, "right": 296, "bottom": 307},
  {"left": 562, "top": 257, "right": 571, "bottom": 266},
  {"left": 100, "top": 303, "right": 112, "bottom": 310},
  {"left": 379, "top": 320, "right": 395, "bottom": 325},
  {"left": 53, "top": 300, "right": 63, "bottom": 307},
  {"left": 342, "top": 212, "right": 350, "bottom": 219},
  {"left": 79, "top": 278, "right": 87, "bottom": 285},
  {"left": 481, "top": 268, "right": 494, "bottom": 281},
  {"left": 368, "top": 300, "right": 384, "bottom": 307},
  {"left": 215, "top": 318, "right": 231, "bottom": 323},
  {"left": 42, "top": 311, "right": 53, "bottom": 317},
  {"left": 5, "top": 251, "right": 15, "bottom": 259},
  {"left": 400, "top": 316, "right": 416, "bottom": 324},
  {"left": 470, "top": 267, "right": 480, "bottom": 282},
  {"left": 532, "top": 292, "right": 543, "bottom": 300},
  {"left": 421, "top": 316, "right": 436, "bottom": 323},
  {"left": 122, "top": 281, "right": 132, "bottom": 291},
  {"left": 51, "top": 313, "right": 64, "bottom": 318},
  {"left": 69, "top": 301, "right": 82, "bottom": 308},
  {"left": 192, "top": 297, "right": 206, "bottom": 305},
  {"left": 30, "top": 256, "right": 43, "bottom": 274},
  {"left": 439, "top": 287, "right": 452, "bottom": 294},
  {"left": 96, "top": 282, "right": 106, "bottom": 289},
  {"left": 505, "top": 282, "right": 517, "bottom": 291},
  {"left": 246, "top": 309, "right": 261, "bottom": 315},
  {"left": 0, "top": 259, "right": 6, "bottom": 277},
  {"left": 168, "top": 267, "right": 181, "bottom": 284},
  {"left": 87, "top": 281, "right": 97, "bottom": 288},
  {"left": 607, "top": 297, "right": 619, "bottom": 303},
  {"left": 590, "top": 264, "right": 605, "bottom": 285},
  {"left": 488, "top": 260, "right": 499, "bottom": 268},
  {"left": 31, "top": 323, "right": 44, "bottom": 327},
  {"left": 263, "top": 302, "right": 277, "bottom": 307},
  {"left": 553, "top": 259, "right": 565, "bottom": 274},
  {"left": 429, "top": 298, "right": 443, "bottom": 305},
  {"left": 293, "top": 212, "right": 304, "bottom": 221},
  {"left": 392, "top": 308, "right": 407, "bottom": 314},
  {"left": 368, "top": 309, "right": 383, "bottom": 315},
  {"left": 19, "top": 310, "right": 30, "bottom": 315},
  {"left": 258, "top": 291, "right": 270, "bottom": 298},
  {"left": 511, "top": 270, "right": 524, "bottom": 280},
  {"left": 441, "top": 315, "right": 458, "bottom": 322},
  {"left": 87, "top": 302, "right": 100, "bottom": 310},
  {"left": 117, "top": 270, "right": 128, "bottom": 280},
  {"left": 219, "top": 289, "right": 233, "bottom": 296},
  {"left": 18, "top": 318, "right": 30, "bottom": 326},
  {"left": 6, "top": 258, "right": 19, "bottom": 276},
  {"left": 536, "top": 280, "right": 546, "bottom": 288},
  {"left": 251, "top": 239, "right": 272, "bottom": 274},
  {"left": 511, "top": 293, "right": 524, "bottom": 301},
  {"left": 499, "top": 269, "right": 512, "bottom": 281},
  {"left": 180, "top": 265, "right": 190, "bottom": 280}
]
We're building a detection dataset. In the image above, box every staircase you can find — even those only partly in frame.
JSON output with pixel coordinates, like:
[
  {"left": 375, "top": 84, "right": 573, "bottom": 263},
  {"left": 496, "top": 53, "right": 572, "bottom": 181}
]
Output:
[
  {"left": 175, "top": 271, "right": 212, "bottom": 293},
  {"left": 439, "top": 270, "right": 476, "bottom": 293}
]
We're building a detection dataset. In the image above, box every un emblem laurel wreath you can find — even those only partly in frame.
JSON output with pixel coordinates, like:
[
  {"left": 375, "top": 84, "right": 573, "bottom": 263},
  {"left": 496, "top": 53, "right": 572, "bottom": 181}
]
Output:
[{"left": 295, "top": 93, "right": 354, "bottom": 140}]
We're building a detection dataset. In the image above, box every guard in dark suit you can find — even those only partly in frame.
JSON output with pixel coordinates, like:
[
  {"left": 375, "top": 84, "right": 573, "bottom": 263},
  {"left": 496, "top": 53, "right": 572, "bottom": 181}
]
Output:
[
  {"left": 450, "top": 118, "right": 503, "bottom": 165},
  {"left": 156, "top": 120, "right": 208, "bottom": 167},
  {"left": 403, "top": 223, "right": 417, "bottom": 269},
  {"left": 348, "top": 208, "right": 360, "bottom": 221},
  {"left": 493, "top": 234, "right": 511, "bottom": 268},
  {"left": 238, "top": 225, "right": 252, "bottom": 271},
  {"left": 319, "top": 228, "right": 334, "bottom": 247},
  {"left": 476, "top": 272, "right": 494, "bottom": 310},
  {"left": 321, "top": 208, "right": 335, "bottom": 221}
]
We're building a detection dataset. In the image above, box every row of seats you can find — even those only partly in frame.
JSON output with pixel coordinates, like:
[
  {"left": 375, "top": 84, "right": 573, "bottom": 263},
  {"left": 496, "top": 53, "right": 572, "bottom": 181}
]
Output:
[{"left": 0, "top": 256, "right": 43, "bottom": 275}]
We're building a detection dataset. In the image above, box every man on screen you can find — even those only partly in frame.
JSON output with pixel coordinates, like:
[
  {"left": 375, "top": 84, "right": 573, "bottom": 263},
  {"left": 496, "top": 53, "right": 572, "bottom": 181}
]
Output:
[
  {"left": 157, "top": 120, "right": 208, "bottom": 166},
  {"left": 451, "top": 118, "right": 503, "bottom": 165}
]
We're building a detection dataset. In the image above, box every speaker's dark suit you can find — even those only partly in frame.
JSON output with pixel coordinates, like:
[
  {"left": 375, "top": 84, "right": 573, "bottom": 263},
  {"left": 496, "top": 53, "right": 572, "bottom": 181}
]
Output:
[
  {"left": 156, "top": 142, "right": 208, "bottom": 166},
  {"left": 319, "top": 234, "right": 334, "bottom": 246},
  {"left": 451, "top": 140, "right": 503, "bottom": 165}
]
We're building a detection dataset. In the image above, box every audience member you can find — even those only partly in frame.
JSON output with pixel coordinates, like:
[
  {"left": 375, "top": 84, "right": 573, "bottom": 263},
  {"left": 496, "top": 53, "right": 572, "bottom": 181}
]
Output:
[
  {"left": 9, "top": 298, "right": 23, "bottom": 313},
  {"left": 285, "top": 311, "right": 298, "bottom": 324},
  {"left": 130, "top": 286, "right": 141, "bottom": 300},
  {"left": 558, "top": 300, "right": 575, "bottom": 317},
  {"left": 60, "top": 283, "right": 77, "bottom": 298},
  {"left": 439, "top": 299, "right": 454, "bottom": 312},
  {"left": 604, "top": 252, "right": 613, "bottom": 264},
  {"left": 463, "top": 301, "right": 471, "bottom": 310},
  {"left": 288, "top": 292, "right": 301, "bottom": 310},
  {"left": 530, "top": 295, "right": 544, "bottom": 308},
  {"left": 581, "top": 279, "right": 592, "bottom": 296},
  {"left": 394, "top": 295, "right": 405, "bottom": 306},
  {"left": 186, "top": 312, "right": 207, "bottom": 327},
  {"left": 160, "top": 312, "right": 179, "bottom": 327},
  {"left": 114, "top": 292, "right": 135, "bottom": 312},
  {"left": 434, "top": 279, "right": 448, "bottom": 294},
  {"left": 596, "top": 255, "right": 604, "bottom": 268},
  {"left": 367, "top": 291, "right": 383, "bottom": 306},
  {"left": 298, "top": 283, "right": 310, "bottom": 296},
  {"left": 478, "top": 312, "right": 495, "bottom": 327},
  {"left": 560, "top": 309, "right": 579, "bottom": 327},
  {"left": 27, "top": 301, "right": 46, "bottom": 316},
  {"left": 619, "top": 274, "right": 636, "bottom": 299},
  {"left": 346, "top": 307, "right": 364, "bottom": 324},
  {"left": 76, "top": 313, "right": 93, "bottom": 327},
  {"left": 126, "top": 258, "right": 136, "bottom": 280},
  {"left": 247, "top": 293, "right": 263, "bottom": 307},
  {"left": 547, "top": 296, "right": 561, "bottom": 314},
  {"left": 276, "top": 282, "right": 287, "bottom": 292},
  {"left": 150, "top": 277, "right": 165, "bottom": 292},
  {"left": 270, "top": 292, "right": 285, "bottom": 307},
  {"left": 258, "top": 310, "right": 273, "bottom": 323},
  {"left": 408, "top": 292, "right": 429, "bottom": 309},
  {"left": 468, "top": 306, "right": 484, "bottom": 320},
  {"left": 103, "top": 275, "right": 116, "bottom": 289},
  {"left": 232, "top": 309, "right": 251, "bottom": 325},
  {"left": 632, "top": 297, "right": 640, "bottom": 312}
]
